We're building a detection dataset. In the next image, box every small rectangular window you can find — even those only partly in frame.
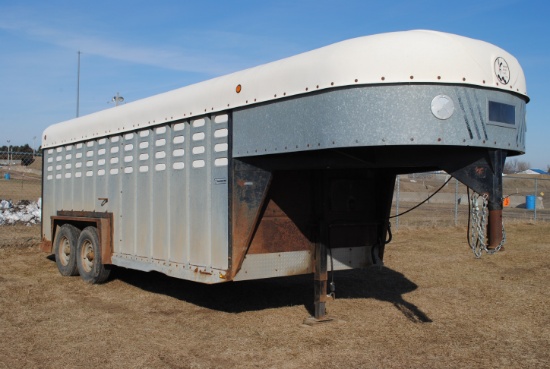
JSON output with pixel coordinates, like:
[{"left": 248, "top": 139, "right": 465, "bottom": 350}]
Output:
[{"left": 488, "top": 101, "right": 515, "bottom": 125}]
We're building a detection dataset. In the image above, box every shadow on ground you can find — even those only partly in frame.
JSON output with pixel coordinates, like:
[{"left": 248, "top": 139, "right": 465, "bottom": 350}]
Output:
[{"left": 105, "top": 264, "right": 432, "bottom": 323}]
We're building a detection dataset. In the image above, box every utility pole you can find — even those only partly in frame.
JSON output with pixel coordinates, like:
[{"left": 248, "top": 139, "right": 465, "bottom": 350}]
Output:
[
  {"left": 76, "top": 51, "right": 81, "bottom": 117},
  {"left": 6, "top": 139, "right": 10, "bottom": 171}
]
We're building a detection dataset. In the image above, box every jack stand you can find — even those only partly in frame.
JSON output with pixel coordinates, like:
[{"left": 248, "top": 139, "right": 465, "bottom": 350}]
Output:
[{"left": 303, "top": 222, "right": 337, "bottom": 326}]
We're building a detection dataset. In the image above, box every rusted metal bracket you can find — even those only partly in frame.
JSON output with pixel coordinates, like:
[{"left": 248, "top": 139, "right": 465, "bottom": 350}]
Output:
[{"left": 449, "top": 149, "right": 507, "bottom": 248}]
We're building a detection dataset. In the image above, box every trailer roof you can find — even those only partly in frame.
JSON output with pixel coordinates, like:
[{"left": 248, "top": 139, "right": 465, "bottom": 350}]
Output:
[{"left": 42, "top": 30, "right": 528, "bottom": 148}]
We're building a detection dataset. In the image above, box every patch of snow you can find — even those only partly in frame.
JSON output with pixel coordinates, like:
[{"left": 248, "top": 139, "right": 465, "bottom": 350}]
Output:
[{"left": 0, "top": 198, "right": 41, "bottom": 226}]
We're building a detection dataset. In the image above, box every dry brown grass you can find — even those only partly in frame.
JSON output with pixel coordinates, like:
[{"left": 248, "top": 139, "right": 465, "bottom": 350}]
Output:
[{"left": 0, "top": 222, "right": 549, "bottom": 369}]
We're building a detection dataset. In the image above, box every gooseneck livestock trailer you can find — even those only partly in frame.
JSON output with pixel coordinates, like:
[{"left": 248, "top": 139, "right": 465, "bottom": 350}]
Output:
[{"left": 40, "top": 30, "right": 528, "bottom": 322}]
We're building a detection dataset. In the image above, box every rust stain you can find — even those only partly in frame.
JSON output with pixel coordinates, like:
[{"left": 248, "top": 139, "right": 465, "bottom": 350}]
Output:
[
  {"left": 230, "top": 161, "right": 272, "bottom": 278},
  {"left": 40, "top": 238, "right": 52, "bottom": 253},
  {"left": 474, "top": 166, "right": 487, "bottom": 178},
  {"left": 248, "top": 217, "right": 312, "bottom": 254},
  {"left": 98, "top": 217, "right": 113, "bottom": 264},
  {"left": 247, "top": 171, "right": 313, "bottom": 255},
  {"left": 488, "top": 209, "right": 504, "bottom": 249}
]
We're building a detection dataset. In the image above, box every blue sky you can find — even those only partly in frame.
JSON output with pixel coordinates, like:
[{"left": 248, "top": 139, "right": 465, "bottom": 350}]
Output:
[{"left": 0, "top": 0, "right": 548, "bottom": 168}]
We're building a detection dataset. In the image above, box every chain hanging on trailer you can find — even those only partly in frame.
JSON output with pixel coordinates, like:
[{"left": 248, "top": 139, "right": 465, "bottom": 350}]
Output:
[{"left": 468, "top": 190, "right": 506, "bottom": 258}]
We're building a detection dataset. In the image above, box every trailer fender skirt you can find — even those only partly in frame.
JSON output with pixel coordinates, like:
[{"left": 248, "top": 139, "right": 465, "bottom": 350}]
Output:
[{"left": 49, "top": 212, "right": 113, "bottom": 264}]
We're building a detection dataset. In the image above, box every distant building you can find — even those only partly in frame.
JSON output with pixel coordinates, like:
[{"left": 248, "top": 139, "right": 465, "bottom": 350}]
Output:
[{"left": 518, "top": 169, "right": 550, "bottom": 175}]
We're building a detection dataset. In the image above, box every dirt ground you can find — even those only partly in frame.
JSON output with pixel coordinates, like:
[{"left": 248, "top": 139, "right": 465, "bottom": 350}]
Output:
[{"left": 0, "top": 222, "right": 549, "bottom": 369}]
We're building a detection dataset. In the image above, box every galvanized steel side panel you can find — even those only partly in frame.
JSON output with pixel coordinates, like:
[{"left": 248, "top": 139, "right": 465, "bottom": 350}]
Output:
[
  {"left": 82, "top": 141, "right": 98, "bottom": 211},
  {"left": 68, "top": 145, "right": 82, "bottom": 211},
  {"left": 120, "top": 132, "right": 139, "bottom": 256},
  {"left": 232, "top": 85, "right": 526, "bottom": 158},
  {"left": 151, "top": 126, "right": 169, "bottom": 261},
  {"left": 188, "top": 117, "right": 211, "bottom": 267},
  {"left": 42, "top": 114, "right": 230, "bottom": 280},
  {"left": 42, "top": 149, "right": 55, "bottom": 238},
  {"left": 210, "top": 114, "right": 230, "bottom": 269},
  {"left": 105, "top": 137, "right": 122, "bottom": 254},
  {"left": 168, "top": 121, "right": 189, "bottom": 265}
]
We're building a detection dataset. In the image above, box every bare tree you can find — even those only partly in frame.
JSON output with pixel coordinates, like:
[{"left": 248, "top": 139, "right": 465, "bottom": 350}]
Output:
[
  {"left": 518, "top": 161, "right": 531, "bottom": 172},
  {"left": 503, "top": 158, "right": 531, "bottom": 174},
  {"left": 503, "top": 159, "right": 517, "bottom": 174},
  {"left": 517, "top": 160, "right": 531, "bottom": 172}
]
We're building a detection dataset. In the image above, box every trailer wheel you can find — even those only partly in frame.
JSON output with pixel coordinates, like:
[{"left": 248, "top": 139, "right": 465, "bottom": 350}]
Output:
[
  {"left": 53, "top": 224, "right": 81, "bottom": 276},
  {"left": 76, "top": 226, "right": 111, "bottom": 284}
]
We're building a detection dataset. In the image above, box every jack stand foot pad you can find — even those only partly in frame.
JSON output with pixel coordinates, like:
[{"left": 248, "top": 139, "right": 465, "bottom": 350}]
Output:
[{"left": 302, "top": 315, "right": 339, "bottom": 326}]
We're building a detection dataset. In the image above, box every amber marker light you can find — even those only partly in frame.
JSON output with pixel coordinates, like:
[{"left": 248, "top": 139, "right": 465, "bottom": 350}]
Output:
[{"left": 236, "top": 84, "right": 242, "bottom": 93}]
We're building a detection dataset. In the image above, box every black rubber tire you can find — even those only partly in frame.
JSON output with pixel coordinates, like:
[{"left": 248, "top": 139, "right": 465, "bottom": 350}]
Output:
[
  {"left": 76, "top": 226, "right": 111, "bottom": 284},
  {"left": 53, "top": 224, "right": 81, "bottom": 276}
]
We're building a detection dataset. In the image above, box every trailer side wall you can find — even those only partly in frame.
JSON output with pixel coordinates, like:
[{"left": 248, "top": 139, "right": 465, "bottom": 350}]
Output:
[{"left": 42, "top": 114, "right": 231, "bottom": 283}]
